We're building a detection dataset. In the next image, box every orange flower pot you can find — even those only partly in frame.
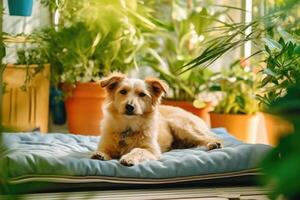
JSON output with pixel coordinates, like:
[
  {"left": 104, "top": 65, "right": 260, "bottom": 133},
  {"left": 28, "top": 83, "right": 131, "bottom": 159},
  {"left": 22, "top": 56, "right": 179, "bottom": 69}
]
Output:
[
  {"left": 210, "top": 113, "right": 259, "bottom": 143},
  {"left": 263, "top": 113, "right": 294, "bottom": 146},
  {"left": 162, "top": 100, "right": 211, "bottom": 127},
  {"left": 64, "top": 82, "right": 106, "bottom": 135}
]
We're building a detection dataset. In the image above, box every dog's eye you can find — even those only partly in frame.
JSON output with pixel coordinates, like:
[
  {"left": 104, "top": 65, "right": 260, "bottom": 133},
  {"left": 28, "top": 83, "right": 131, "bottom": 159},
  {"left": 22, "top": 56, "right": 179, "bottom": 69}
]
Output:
[
  {"left": 119, "top": 89, "right": 127, "bottom": 95},
  {"left": 138, "top": 92, "right": 146, "bottom": 97}
]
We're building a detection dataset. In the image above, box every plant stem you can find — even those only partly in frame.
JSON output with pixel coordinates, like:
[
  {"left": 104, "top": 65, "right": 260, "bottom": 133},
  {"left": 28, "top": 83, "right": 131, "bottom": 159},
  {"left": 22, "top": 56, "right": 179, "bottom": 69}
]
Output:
[
  {"left": 0, "top": 0, "right": 3, "bottom": 127},
  {"left": 0, "top": 0, "right": 8, "bottom": 194}
]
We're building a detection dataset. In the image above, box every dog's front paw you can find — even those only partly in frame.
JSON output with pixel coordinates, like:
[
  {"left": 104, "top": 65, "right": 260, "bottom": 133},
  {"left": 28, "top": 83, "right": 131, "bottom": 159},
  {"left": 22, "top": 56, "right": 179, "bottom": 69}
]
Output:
[
  {"left": 207, "top": 141, "right": 223, "bottom": 150},
  {"left": 119, "top": 148, "right": 157, "bottom": 166},
  {"left": 120, "top": 155, "right": 139, "bottom": 166},
  {"left": 90, "top": 151, "right": 111, "bottom": 160}
]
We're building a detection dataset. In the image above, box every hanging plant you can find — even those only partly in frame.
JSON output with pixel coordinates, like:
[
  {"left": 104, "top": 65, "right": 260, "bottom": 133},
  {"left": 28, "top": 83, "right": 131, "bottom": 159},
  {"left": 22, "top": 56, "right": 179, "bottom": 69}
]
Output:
[{"left": 8, "top": 0, "right": 33, "bottom": 16}]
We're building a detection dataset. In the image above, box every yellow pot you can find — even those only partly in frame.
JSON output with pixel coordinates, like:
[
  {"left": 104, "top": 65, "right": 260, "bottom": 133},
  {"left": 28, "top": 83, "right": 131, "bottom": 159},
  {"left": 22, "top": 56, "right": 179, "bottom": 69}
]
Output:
[
  {"left": 262, "top": 113, "right": 294, "bottom": 146},
  {"left": 162, "top": 100, "right": 212, "bottom": 127},
  {"left": 210, "top": 112, "right": 259, "bottom": 143},
  {"left": 2, "top": 64, "right": 50, "bottom": 133}
]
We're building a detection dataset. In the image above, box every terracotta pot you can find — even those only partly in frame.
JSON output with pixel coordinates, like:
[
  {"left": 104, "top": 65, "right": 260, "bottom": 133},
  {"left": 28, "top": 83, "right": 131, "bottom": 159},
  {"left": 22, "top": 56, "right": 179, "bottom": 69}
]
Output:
[
  {"left": 263, "top": 113, "right": 294, "bottom": 146},
  {"left": 64, "top": 82, "right": 106, "bottom": 135},
  {"left": 210, "top": 113, "right": 259, "bottom": 143},
  {"left": 162, "top": 100, "right": 211, "bottom": 127}
]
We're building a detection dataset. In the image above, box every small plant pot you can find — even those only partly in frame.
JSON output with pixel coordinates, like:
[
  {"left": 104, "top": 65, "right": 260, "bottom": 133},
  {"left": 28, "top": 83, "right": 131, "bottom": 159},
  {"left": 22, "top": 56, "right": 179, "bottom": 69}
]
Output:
[
  {"left": 210, "top": 112, "right": 259, "bottom": 143},
  {"left": 8, "top": 0, "right": 33, "bottom": 16},
  {"left": 64, "top": 82, "right": 106, "bottom": 135},
  {"left": 50, "top": 87, "right": 66, "bottom": 125},
  {"left": 262, "top": 113, "right": 294, "bottom": 146},
  {"left": 162, "top": 100, "right": 212, "bottom": 127}
]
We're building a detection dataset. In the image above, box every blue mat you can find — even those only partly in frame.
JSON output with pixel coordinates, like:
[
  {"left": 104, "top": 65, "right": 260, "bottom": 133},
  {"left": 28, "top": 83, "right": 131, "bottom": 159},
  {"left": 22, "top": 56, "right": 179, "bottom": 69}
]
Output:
[{"left": 1, "top": 128, "right": 271, "bottom": 180}]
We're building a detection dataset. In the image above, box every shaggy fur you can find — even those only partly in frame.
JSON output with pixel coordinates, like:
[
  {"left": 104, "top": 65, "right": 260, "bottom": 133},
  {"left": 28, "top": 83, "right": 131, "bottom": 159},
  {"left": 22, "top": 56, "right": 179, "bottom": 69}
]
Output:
[{"left": 91, "top": 73, "right": 222, "bottom": 166}]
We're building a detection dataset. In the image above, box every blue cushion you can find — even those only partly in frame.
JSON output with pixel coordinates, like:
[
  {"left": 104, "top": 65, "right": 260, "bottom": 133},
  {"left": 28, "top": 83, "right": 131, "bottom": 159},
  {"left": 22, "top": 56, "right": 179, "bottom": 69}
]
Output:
[{"left": 1, "top": 128, "right": 271, "bottom": 181}]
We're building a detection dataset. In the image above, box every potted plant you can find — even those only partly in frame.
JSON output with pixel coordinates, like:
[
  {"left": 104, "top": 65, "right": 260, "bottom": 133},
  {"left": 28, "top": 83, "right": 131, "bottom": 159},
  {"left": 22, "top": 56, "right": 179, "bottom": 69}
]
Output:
[
  {"left": 261, "top": 83, "right": 300, "bottom": 200},
  {"left": 173, "top": 0, "right": 299, "bottom": 146},
  {"left": 256, "top": 35, "right": 299, "bottom": 146},
  {"left": 141, "top": 1, "right": 224, "bottom": 126},
  {"left": 8, "top": 0, "right": 33, "bottom": 16},
  {"left": 2, "top": 46, "right": 50, "bottom": 133},
  {"left": 208, "top": 60, "right": 260, "bottom": 143},
  {"left": 158, "top": 68, "right": 214, "bottom": 126},
  {"left": 39, "top": 0, "right": 156, "bottom": 135}
]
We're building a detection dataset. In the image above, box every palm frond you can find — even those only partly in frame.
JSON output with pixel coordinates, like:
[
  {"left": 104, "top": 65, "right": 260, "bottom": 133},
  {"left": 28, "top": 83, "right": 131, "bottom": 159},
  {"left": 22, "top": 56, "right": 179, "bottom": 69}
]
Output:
[{"left": 177, "top": 1, "right": 300, "bottom": 73}]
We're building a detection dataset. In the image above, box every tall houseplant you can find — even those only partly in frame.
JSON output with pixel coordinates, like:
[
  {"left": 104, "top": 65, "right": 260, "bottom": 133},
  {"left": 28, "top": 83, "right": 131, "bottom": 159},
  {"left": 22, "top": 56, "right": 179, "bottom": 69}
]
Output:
[
  {"left": 179, "top": 0, "right": 299, "bottom": 73},
  {"left": 39, "top": 0, "right": 156, "bottom": 135},
  {"left": 141, "top": 1, "right": 225, "bottom": 125},
  {"left": 209, "top": 60, "right": 260, "bottom": 143},
  {"left": 175, "top": 0, "right": 299, "bottom": 145},
  {"left": 261, "top": 84, "right": 300, "bottom": 200},
  {"left": 257, "top": 35, "right": 299, "bottom": 145}
]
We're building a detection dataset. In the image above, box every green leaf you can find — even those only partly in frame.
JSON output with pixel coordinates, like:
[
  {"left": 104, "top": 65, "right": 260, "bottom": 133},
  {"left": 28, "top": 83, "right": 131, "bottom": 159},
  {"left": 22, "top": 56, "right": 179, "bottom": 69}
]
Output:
[
  {"left": 0, "top": 42, "right": 6, "bottom": 59},
  {"left": 92, "top": 33, "right": 101, "bottom": 48},
  {"left": 294, "top": 44, "right": 300, "bottom": 55},
  {"left": 263, "top": 37, "right": 282, "bottom": 52},
  {"left": 127, "top": 9, "right": 157, "bottom": 30},
  {"left": 190, "top": 8, "right": 210, "bottom": 35},
  {"left": 193, "top": 99, "right": 206, "bottom": 109},
  {"left": 236, "top": 95, "right": 245, "bottom": 108},
  {"left": 210, "top": 85, "right": 221, "bottom": 91},
  {"left": 277, "top": 28, "right": 297, "bottom": 43},
  {"left": 265, "top": 45, "right": 271, "bottom": 55},
  {"left": 263, "top": 68, "right": 277, "bottom": 77}
]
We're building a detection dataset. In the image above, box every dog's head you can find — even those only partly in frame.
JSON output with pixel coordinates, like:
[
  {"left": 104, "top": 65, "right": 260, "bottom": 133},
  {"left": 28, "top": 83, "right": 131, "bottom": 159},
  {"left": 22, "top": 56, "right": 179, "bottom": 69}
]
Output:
[{"left": 101, "top": 73, "right": 168, "bottom": 117}]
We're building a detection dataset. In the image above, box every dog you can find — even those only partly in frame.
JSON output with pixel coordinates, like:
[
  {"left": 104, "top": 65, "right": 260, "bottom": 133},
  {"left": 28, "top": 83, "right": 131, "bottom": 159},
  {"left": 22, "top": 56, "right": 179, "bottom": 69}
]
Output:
[{"left": 91, "top": 73, "right": 222, "bottom": 166}]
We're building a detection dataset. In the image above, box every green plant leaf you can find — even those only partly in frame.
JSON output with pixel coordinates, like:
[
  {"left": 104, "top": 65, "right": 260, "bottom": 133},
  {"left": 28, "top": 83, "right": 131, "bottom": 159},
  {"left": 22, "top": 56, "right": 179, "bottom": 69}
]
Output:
[
  {"left": 278, "top": 28, "right": 297, "bottom": 43},
  {"left": 263, "top": 37, "right": 282, "bottom": 52},
  {"left": 0, "top": 42, "right": 5, "bottom": 59},
  {"left": 263, "top": 68, "right": 277, "bottom": 77},
  {"left": 293, "top": 44, "right": 300, "bottom": 55},
  {"left": 190, "top": 8, "right": 210, "bottom": 35},
  {"left": 193, "top": 99, "right": 206, "bottom": 109}
]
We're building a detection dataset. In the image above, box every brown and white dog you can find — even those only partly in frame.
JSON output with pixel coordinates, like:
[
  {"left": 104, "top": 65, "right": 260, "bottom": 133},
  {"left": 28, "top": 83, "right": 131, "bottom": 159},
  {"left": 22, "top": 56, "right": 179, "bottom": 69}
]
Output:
[{"left": 91, "top": 73, "right": 222, "bottom": 166}]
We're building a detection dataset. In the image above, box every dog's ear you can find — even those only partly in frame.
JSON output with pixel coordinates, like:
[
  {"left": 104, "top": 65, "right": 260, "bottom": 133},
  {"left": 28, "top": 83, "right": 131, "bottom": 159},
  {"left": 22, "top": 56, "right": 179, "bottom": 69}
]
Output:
[
  {"left": 100, "top": 73, "right": 125, "bottom": 91},
  {"left": 145, "top": 77, "right": 168, "bottom": 97}
]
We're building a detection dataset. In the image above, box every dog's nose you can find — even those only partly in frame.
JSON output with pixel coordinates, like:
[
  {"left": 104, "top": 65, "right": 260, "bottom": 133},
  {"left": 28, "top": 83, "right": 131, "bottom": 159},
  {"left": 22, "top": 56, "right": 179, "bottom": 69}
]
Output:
[{"left": 125, "top": 104, "right": 135, "bottom": 114}]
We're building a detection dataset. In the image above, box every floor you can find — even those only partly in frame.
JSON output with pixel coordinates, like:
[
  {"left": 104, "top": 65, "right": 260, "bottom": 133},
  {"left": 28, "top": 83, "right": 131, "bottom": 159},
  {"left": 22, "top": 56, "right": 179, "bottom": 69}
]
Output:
[{"left": 7, "top": 186, "right": 270, "bottom": 200}]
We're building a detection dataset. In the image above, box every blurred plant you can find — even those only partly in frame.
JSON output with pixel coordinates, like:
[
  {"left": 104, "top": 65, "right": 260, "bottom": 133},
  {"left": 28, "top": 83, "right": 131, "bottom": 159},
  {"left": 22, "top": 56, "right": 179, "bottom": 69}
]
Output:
[
  {"left": 257, "top": 34, "right": 300, "bottom": 108},
  {"left": 0, "top": 41, "right": 5, "bottom": 61},
  {"left": 209, "top": 60, "right": 259, "bottom": 114},
  {"left": 0, "top": 40, "right": 6, "bottom": 118},
  {"left": 39, "top": 0, "right": 59, "bottom": 12},
  {"left": 261, "top": 84, "right": 300, "bottom": 200},
  {"left": 180, "top": 0, "right": 300, "bottom": 73},
  {"left": 142, "top": 0, "right": 224, "bottom": 101},
  {"left": 37, "top": 0, "right": 156, "bottom": 85},
  {"left": 0, "top": 4, "right": 7, "bottom": 193},
  {"left": 38, "top": 22, "right": 108, "bottom": 84},
  {"left": 16, "top": 48, "right": 48, "bottom": 65},
  {"left": 14, "top": 46, "right": 49, "bottom": 91}
]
